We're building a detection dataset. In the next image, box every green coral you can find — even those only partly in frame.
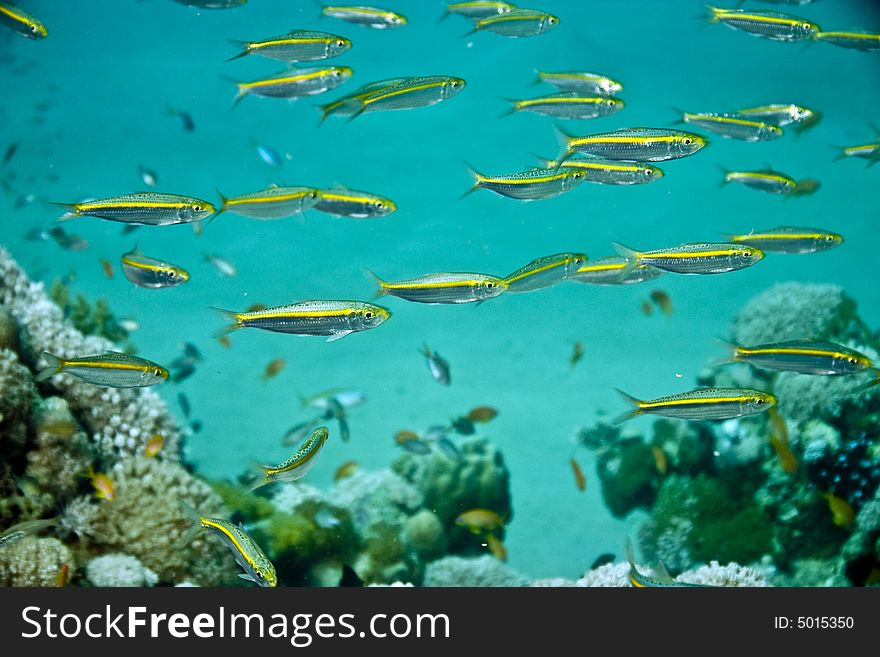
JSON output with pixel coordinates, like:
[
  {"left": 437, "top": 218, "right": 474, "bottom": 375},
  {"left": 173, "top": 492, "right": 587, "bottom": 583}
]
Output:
[
  {"left": 210, "top": 480, "right": 275, "bottom": 522},
  {"left": 48, "top": 281, "right": 130, "bottom": 347},
  {"left": 596, "top": 437, "right": 661, "bottom": 518}
]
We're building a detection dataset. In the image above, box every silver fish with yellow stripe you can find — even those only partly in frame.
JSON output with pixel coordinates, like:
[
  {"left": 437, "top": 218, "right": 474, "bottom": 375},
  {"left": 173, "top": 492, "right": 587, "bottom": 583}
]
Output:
[
  {"left": 679, "top": 111, "right": 782, "bottom": 141},
  {"left": 538, "top": 157, "right": 663, "bottom": 185},
  {"left": 441, "top": 1, "right": 516, "bottom": 21},
  {"left": 535, "top": 70, "right": 622, "bottom": 96},
  {"left": 817, "top": 30, "right": 880, "bottom": 52},
  {"left": 121, "top": 247, "right": 189, "bottom": 289},
  {"left": 54, "top": 193, "right": 215, "bottom": 226},
  {"left": 214, "top": 300, "right": 390, "bottom": 341},
  {"left": 836, "top": 139, "right": 880, "bottom": 166},
  {"left": 0, "top": 1, "right": 46, "bottom": 39},
  {"left": 736, "top": 103, "right": 819, "bottom": 130},
  {"left": 468, "top": 8, "right": 559, "bottom": 37},
  {"left": 556, "top": 126, "right": 706, "bottom": 164},
  {"left": 721, "top": 169, "right": 797, "bottom": 194},
  {"left": 707, "top": 5, "right": 820, "bottom": 42},
  {"left": 317, "top": 77, "right": 410, "bottom": 122},
  {"left": 625, "top": 538, "right": 707, "bottom": 587},
  {"left": 569, "top": 256, "right": 663, "bottom": 285},
  {"left": 503, "top": 93, "right": 623, "bottom": 120},
  {"left": 612, "top": 241, "right": 764, "bottom": 275},
  {"left": 465, "top": 165, "right": 586, "bottom": 200},
  {"left": 247, "top": 427, "right": 330, "bottom": 493},
  {"left": 727, "top": 226, "right": 842, "bottom": 253},
  {"left": 226, "top": 29, "right": 351, "bottom": 62},
  {"left": 369, "top": 270, "right": 507, "bottom": 304},
  {"left": 726, "top": 340, "right": 872, "bottom": 376},
  {"left": 232, "top": 66, "right": 352, "bottom": 106},
  {"left": 216, "top": 185, "right": 320, "bottom": 219},
  {"left": 182, "top": 506, "right": 277, "bottom": 587},
  {"left": 35, "top": 351, "right": 169, "bottom": 388},
  {"left": 504, "top": 253, "right": 587, "bottom": 293},
  {"left": 614, "top": 387, "right": 776, "bottom": 423},
  {"left": 321, "top": 4, "right": 407, "bottom": 29},
  {"left": 343, "top": 76, "right": 466, "bottom": 120},
  {"left": 314, "top": 187, "right": 397, "bottom": 218}
]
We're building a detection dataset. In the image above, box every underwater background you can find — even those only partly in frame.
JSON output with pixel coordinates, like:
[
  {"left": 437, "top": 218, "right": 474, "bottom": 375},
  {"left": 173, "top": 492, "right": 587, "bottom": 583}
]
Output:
[{"left": 1, "top": 0, "right": 879, "bottom": 586}]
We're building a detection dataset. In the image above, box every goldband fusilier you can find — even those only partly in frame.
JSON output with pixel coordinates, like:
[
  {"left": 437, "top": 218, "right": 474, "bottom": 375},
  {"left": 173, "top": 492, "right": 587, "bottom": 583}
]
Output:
[
  {"left": 213, "top": 300, "right": 391, "bottom": 341},
  {"left": 724, "top": 340, "right": 873, "bottom": 375},
  {"left": 215, "top": 185, "right": 320, "bottom": 219},
  {"left": 613, "top": 241, "right": 764, "bottom": 275},
  {"left": 816, "top": 30, "right": 880, "bottom": 52},
  {"left": 317, "top": 77, "right": 409, "bottom": 122},
  {"left": 502, "top": 94, "right": 624, "bottom": 120},
  {"left": 320, "top": 4, "right": 407, "bottom": 29},
  {"left": 337, "top": 75, "right": 466, "bottom": 120},
  {"left": 720, "top": 168, "right": 798, "bottom": 194},
  {"left": 736, "top": 103, "right": 820, "bottom": 131},
  {"left": 467, "top": 8, "right": 559, "bottom": 37},
  {"left": 625, "top": 538, "right": 708, "bottom": 587},
  {"left": 54, "top": 193, "right": 215, "bottom": 226},
  {"left": 247, "top": 427, "right": 330, "bottom": 493},
  {"left": 727, "top": 226, "right": 843, "bottom": 253},
  {"left": 678, "top": 110, "right": 783, "bottom": 141},
  {"left": 504, "top": 252, "right": 587, "bottom": 293},
  {"left": 464, "top": 164, "right": 586, "bottom": 200},
  {"left": 369, "top": 270, "right": 508, "bottom": 304},
  {"left": 231, "top": 65, "right": 352, "bottom": 107},
  {"left": 835, "top": 133, "right": 880, "bottom": 166},
  {"left": 569, "top": 256, "right": 663, "bottom": 285},
  {"left": 538, "top": 157, "right": 663, "bottom": 185},
  {"left": 0, "top": 1, "right": 47, "bottom": 39},
  {"left": 314, "top": 187, "right": 397, "bottom": 218},
  {"left": 555, "top": 126, "right": 707, "bottom": 164},
  {"left": 226, "top": 29, "right": 351, "bottom": 62},
  {"left": 534, "top": 70, "right": 623, "bottom": 96},
  {"left": 36, "top": 352, "right": 169, "bottom": 388},
  {"left": 441, "top": 1, "right": 516, "bottom": 21},
  {"left": 614, "top": 387, "right": 777, "bottom": 423},
  {"left": 121, "top": 247, "right": 190, "bottom": 289},
  {"left": 706, "top": 5, "right": 821, "bottom": 42},
  {"left": 180, "top": 504, "right": 277, "bottom": 587}
]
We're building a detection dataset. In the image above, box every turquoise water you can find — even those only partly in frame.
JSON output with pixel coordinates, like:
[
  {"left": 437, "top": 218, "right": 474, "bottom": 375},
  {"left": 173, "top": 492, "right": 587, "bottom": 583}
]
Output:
[{"left": 2, "top": 0, "right": 879, "bottom": 581}]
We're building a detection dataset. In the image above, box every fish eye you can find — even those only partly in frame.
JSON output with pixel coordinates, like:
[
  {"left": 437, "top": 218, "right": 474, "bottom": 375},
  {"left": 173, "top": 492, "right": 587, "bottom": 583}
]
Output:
[
  {"left": 364, "top": 311, "right": 374, "bottom": 319},
  {"left": 743, "top": 250, "right": 752, "bottom": 257},
  {"left": 644, "top": 168, "right": 653, "bottom": 176},
  {"left": 256, "top": 571, "right": 264, "bottom": 580},
  {"left": 193, "top": 205, "right": 203, "bottom": 212},
  {"left": 486, "top": 282, "right": 495, "bottom": 288},
  {"left": 683, "top": 138, "right": 692, "bottom": 145},
  {"left": 848, "top": 357, "right": 857, "bottom": 365},
  {"left": 451, "top": 80, "right": 460, "bottom": 88},
  {"left": 336, "top": 39, "right": 346, "bottom": 47},
  {"left": 332, "top": 70, "right": 341, "bottom": 77},
  {"left": 756, "top": 398, "right": 765, "bottom": 404},
  {"left": 825, "top": 235, "right": 835, "bottom": 241},
  {"left": 548, "top": 17, "right": 557, "bottom": 24},
  {"left": 168, "top": 270, "right": 176, "bottom": 278},
  {"left": 572, "top": 171, "right": 583, "bottom": 178},
  {"left": 801, "top": 22, "right": 810, "bottom": 29},
  {"left": 154, "top": 369, "right": 162, "bottom": 376},
  {"left": 374, "top": 201, "right": 384, "bottom": 208}
]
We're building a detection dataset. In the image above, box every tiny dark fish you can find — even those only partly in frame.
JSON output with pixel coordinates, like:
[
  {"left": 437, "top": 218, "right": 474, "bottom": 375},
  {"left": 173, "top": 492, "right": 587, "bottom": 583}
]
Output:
[
  {"left": 400, "top": 438, "right": 432, "bottom": 455},
  {"left": 420, "top": 343, "right": 451, "bottom": 385},
  {"left": 649, "top": 289, "right": 673, "bottom": 316},
  {"left": 2, "top": 143, "right": 17, "bottom": 166},
  {"left": 434, "top": 436, "right": 462, "bottom": 460},
  {"left": 327, "top": 398, "right": 351, "bottom": 443},
  {"left": 168, "top": 107, "right": 195, "bottom": 132},
  {"left": 177, "top": 392, "right": 191, "bottom": 418},
  {"left": 589, "top": 553, "right": 615, "bottom": 570},
  {"left": 24, "top": 227, "right": 49, "bottom": 241},
  {"left": 189, "top": 419, "right": 203, "bottom": 433},
  {"left": 182, "top": 342, "right": 202, "bottom": 362},
  {"left": 570, "top": 341, "right": 585, "bottom": 369},
  {"left": 171, "top": 363, "right": 196, "bottom": 384},
  {"left": 450, "top": 416, "right": 475, "bottom": 435},
  {"left": 48, "top": 227, "right": 88, "bottom": 251}
]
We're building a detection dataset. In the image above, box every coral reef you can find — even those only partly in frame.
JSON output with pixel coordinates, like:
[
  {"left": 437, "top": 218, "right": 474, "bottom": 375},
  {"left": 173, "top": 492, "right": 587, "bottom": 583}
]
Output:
[
  {"left": 0, "top": 536, "right": 74, "bottom": 586},
  {"left": 85, "top": 554, "right": 158, "bottom": 587},
  {"left": 422, "top": 555, "right": 529, "bottom": 587},
  {"left": 48, "top": 279, "right": 130, "bottom": 345}
]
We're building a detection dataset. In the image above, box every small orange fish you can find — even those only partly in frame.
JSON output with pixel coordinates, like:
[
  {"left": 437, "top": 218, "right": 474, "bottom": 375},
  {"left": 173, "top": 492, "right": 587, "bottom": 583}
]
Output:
[
  {"left": 570, "top": 341, "right": 585, "bottom": 369},
  {"left": 769, "top": 434, "right": 797, "bottom": 474},
  {"left": 261, "top": 358, "right": 286, "bottom": 382},
  {"left": 486, "top": 532, "right": 507, "bottom": 562},
  {"left": 466, "top": 406, "right": 498, "bottom": 423},
  {"left": 767, "top": 407, "right": 789, "bottom": 444},
  {"left": 455, "top": 508, "right": 505, "bottom": 534},
  {"left": 570, "top": 457, "right": 586, "bottom": 492},
  {"left": 821, "top": 492, "right": 855, "bottom": 528},
  {"left": 55, "top": 564, "right": 69, "bottom": 587},
  {"left": 394, "top": 430, "right": 420, "bottom": 445},
  {"left": 143, "top": 433, "right": 164, "bottom": 458},
  {"left": 100, "top": 258, "right": 114, "bottom": 279},
  {"left": 649, "top": 289, "right": 672, "bottom": 316},
  {"left": 641, "top": 300, "right": 653, "bottom": 316},
  {"left": 85, "top": 467, "right": 115, "bottom": 501},
  {"left": 334, "top": 460, "right": 359, "bottom": 481},
  {"left": 651, "top": 446, "right": 668, "bottom": 475},
  {"left": 218, "top": 335, "right": 232, "bottom": 348}
]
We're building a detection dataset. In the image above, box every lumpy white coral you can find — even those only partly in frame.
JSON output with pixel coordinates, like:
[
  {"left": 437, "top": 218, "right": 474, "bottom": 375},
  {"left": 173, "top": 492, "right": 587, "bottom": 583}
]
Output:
[
  {"left": 422, "top": 555, "right": 529, "bottom": 587},
  {"left": 85, "top": 554, "right": 158, "bottom": 587},
  {"left": 329, "top": 469, "right": 423, "bottom": 534},
  {"left": 0, "top": 536, "right": 74, "bottom": 586}
]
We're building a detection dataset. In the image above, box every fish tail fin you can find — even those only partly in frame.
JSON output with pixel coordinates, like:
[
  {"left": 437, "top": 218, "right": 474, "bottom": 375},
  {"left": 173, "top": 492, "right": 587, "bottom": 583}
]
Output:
[
  {"left": 50, "top": 202, "right": 79, "bottom": 222},
  {"left": 244, "top": 460, "right": 272, "bottom": 493},
  {"left": 717, "top": 164, "right": 731, "bottom": 186},
  {"left": 438, "top": 7, "right": 450, "bottom": 22},
  {"left": 317, "top": 102, "right": 334, "bottom": 125},
  {"left": 461, "top": 161, "right": 484, "bottom": 199},
  {"left": 830, "top": 145, "right": 847, "bottom": 162},
  {"left": 553, "top": 123, "right": 575, "bottom": 169},
  {"left": 531, "top": 152, "right": 554, "bottom": 169},
  {"left": 35, "top": 352, "right": 64, "bottom": 381},
  {"left": 174, "top": 502, "right": 203, "bottom": 550},
  {"left": 613, "top": 388, "right": 644, "bottom": 424},
  {"left": 625, "top": 536, "right": 637, "bottom": 569},
  {"left": 715, "top": 337, "right": 742, "bottom": 365},
  {"left": 226, "top": 79, "right": 246, "bottom": 111},
  {"left": 314, "top": 0, "right": 327, "bottom": 19},
  {"left": 610, "top": 242, "right": 641, "bottom": 277},
  {"left": 670, "top": 106, "right": 687, "bottom": 125},
  {"left": 704, "top": 4, "right": 723, "bottom": 23},
  {"left": 530, "top": 69, "right": 543, "bottom": 87},
  {"left": 363, "top": 268, "right": 388, "bottom": 299},
  {"left": 498, "top": 98, "right": 519, "bottom": 118},
  {"left": 853, "top": 372, "right": 880, "bottom": 395},
  {"left": 462, "top": 24, "right": 479, "bottom": 38},
  {"left": 224, "top": 40, "right": 250, "bottom": 62},
  {"left": 210, "top": 307, "right": 243, "bottom": 337},
  {"left": 867, "top": 155, "right": 880, "bottom": 169}
]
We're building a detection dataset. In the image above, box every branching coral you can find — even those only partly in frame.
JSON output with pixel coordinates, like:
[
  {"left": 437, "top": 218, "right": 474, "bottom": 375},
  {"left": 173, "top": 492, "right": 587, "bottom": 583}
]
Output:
[{"left": 0, "top": 536, "right": 74, "bottom": 586}]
